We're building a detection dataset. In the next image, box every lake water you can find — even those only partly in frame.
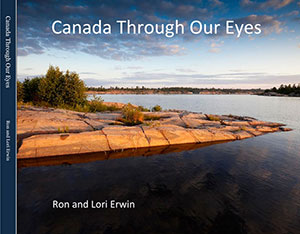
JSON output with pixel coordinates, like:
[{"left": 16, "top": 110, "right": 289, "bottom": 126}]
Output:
[{"left": 18, "top": 95, "right": 300, "bottom": 234}]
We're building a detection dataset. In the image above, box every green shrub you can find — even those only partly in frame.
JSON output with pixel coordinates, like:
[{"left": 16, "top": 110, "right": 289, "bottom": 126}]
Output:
[
  {"left": 73, "top": 104, "right": 91, "bottom": 113},
  {"left": 105, "top": 105, "right": 121, "bottom": 111},
  {"left": 137, "top": 105, "right": 150, "bottom": 112},
  {"left": 151, "top": 105, "right": 162, "bottom": 112},
  {"left": 39, "top": 66, "right": 87, "bottom": 107},
  {"left": 23, "top": 77, "right": 42, "bottom": 103},
  {"left": 17, "top": 66, "right": 123, "bottom": 113},
  {"left": 207, "top": 115, "right": 220, "bottom": 121},
  {"left": 119, "top": 103, "right": 144, "bottom": 125},
  {"left": 17, "top": 81, "right": 24, "bottom": 102},
  {"left": 87, "top": 96, "right": 120, "bottom": 112},
  {"left": 88, "top": 98, "right": 107, "bottom": 112}
]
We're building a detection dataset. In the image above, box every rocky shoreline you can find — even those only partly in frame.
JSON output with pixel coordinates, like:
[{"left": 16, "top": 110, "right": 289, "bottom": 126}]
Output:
[
  {"left": 86, "top": 91, "right": 257, "bottom": 95},
  {"left": 17, "top": 106, "right": 291, "bottom": 160}
]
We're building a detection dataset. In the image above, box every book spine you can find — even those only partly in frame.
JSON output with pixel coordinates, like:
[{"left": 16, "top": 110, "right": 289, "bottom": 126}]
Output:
[{"left": 1, "top": 0, "right": 16, "bottom": 233}]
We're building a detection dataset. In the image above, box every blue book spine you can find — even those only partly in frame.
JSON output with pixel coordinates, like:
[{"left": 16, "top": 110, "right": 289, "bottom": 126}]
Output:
[{"left": 1, "top": 0, "right": 16, "bottom": 233}]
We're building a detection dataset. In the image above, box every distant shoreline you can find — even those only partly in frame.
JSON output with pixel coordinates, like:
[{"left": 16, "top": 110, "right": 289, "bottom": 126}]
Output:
[
  {"left": 86, "top": 86, "right": 263, "bottom": 95},
  {"left": 84, "top": 84, "right": 299, "bottom": 97},
  {"left": 86, "top": 91, "right": 259, "bottom": 95},
  {"left": 86, "top": 91, "right": 300, "bottom": 97}
]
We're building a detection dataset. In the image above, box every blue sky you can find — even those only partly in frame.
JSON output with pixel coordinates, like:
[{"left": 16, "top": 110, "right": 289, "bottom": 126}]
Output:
[{"left": 18, "top": 0, "right": 300, "bottom": 88}]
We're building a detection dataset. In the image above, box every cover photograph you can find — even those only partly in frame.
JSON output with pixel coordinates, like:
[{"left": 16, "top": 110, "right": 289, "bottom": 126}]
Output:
[{"left": 1, "top": 0, "right": 300, "bottom": 233}]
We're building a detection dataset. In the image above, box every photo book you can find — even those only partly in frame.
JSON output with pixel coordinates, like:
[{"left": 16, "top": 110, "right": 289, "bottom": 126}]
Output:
[{"left": 1, "top": 0, "right": 300, "bottom": 233}]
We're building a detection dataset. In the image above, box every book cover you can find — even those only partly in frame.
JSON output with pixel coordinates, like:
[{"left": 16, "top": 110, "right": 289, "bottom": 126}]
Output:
[{"left": 1, "top": 0, "right": 300, "bottom": 233}]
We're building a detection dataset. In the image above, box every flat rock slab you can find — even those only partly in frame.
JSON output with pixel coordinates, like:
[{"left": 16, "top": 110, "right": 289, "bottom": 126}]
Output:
[
  {"left": 18, "top": 131, "right": 110, "bottom": 158},
  {"left": 234, "top": 131, "right": 254, "bottom": 140},
  {"left": 141, "top": 126, "right": 169, "bottom": 147},
  {"left": 17, "top": 106, "right": 291, "bottom": 159},
  {"left": 223, "top": 120, "right": 250, "bottom": 126},
  {"left": 189, "top": 129, "right": 237, "bottom": 143},
  {"left": 159, "top": 116, "right": 187, "bottom": 127},
  {"left": 144, "top": 112, "right": 179, "bottom": 119},
  {"left": 157, "top": 125, "right": 198, "bottom": 145},
  {"left": 84, "top": 112, "right": 122, "bottom": 120},
  {"left": 188, "top": 129, "right": 216, "bottom": 143},
  {"left": 183, "top": 113, "right": 207, "bottom": 119},
  {"left": 182, "top": 117, "right": 220, "bottom": 128},
  {"left": 256, "top": 126, "right": 279, "bottom": 132},
  {"left": 17, "top": 109, "right": 93, "bottom": 136},
  {"left": 102, "top": 126, "right": 149, "bottom": 150}
]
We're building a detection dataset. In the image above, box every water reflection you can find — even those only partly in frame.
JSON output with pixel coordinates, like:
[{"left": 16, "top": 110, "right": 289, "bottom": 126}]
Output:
[
  {"left": 18, "top": 95, "right": 300, "bottom": 234},
  {"left": 18, "top": 141, "right": 230, "bottom": 169},
  {"left": 18, "top": 134, "right": 300, "bottom": 234}
]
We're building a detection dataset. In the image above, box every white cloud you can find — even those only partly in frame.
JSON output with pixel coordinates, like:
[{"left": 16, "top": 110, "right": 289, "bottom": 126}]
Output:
[{"left": 241, "top": 0, "right": 294, "bottom": 10}]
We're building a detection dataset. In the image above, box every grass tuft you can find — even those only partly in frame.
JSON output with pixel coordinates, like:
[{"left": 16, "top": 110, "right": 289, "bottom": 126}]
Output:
[
  {"left": 117, "top": 104, "right": 144, "bottom": 126},
  {"left": 207, "top": 115, "right": 221, "bottom": 121}
]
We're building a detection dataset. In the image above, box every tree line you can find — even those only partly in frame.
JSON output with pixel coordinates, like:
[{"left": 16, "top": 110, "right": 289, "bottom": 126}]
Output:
[
  {"left": 87, "top": 86, "right": 262, "bottom": 94},
  {"left": 264, "top": 84, "right": 300, "bottom": 96}
]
